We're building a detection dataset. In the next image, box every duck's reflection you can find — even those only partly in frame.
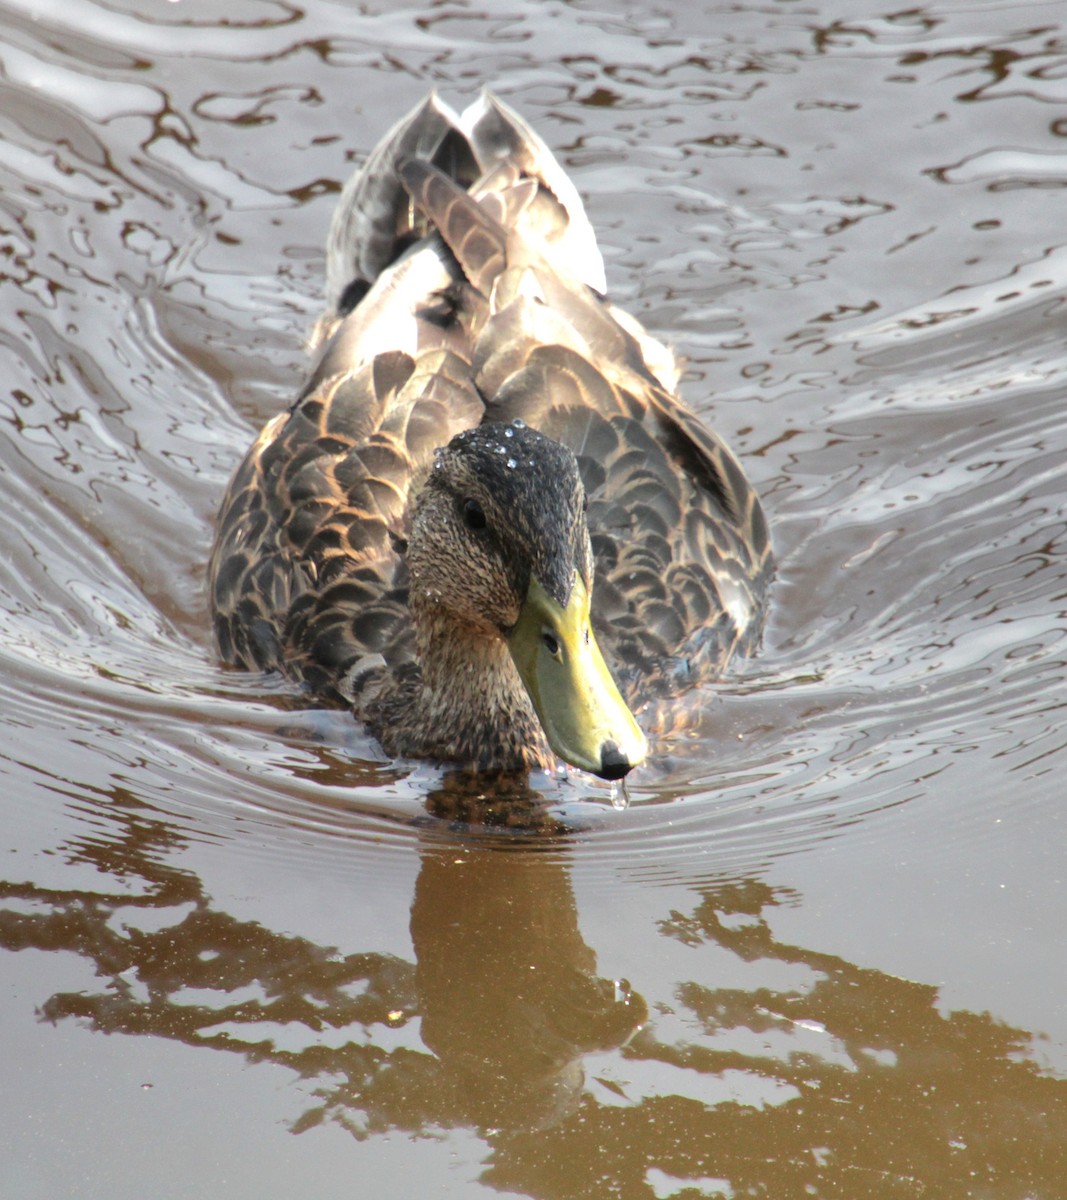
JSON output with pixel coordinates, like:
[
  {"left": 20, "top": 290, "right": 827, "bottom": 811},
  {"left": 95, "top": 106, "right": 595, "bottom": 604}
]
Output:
[
  {"left": 413, "top": 835, "right": 644, "bottom": 1128},
  {"left": 2, "top": 776, "right": 643, "bottom": 1133},
  {"left": 2, "top": 784, "right": 1066, "bottom": 1196}
]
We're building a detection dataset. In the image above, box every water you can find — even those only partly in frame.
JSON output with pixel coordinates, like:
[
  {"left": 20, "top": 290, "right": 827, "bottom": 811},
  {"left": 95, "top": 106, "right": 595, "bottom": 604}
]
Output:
[{"left": 2, "top": 0, "right": 1066, "bottom": 1196}]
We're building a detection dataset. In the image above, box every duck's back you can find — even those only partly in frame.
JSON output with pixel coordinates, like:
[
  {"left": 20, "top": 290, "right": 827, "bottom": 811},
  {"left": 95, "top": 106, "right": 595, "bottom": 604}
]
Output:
[{"left": 209, "top": 92, "right": 771, "bottom": 712}]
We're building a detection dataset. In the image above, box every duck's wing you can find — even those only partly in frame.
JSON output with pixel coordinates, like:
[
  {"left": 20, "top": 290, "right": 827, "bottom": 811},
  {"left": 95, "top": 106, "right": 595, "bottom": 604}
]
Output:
[
  {"left": 397, "top": 151, "right": 772, "bottom": 705},
  {"left": 211, "top": 175, "right": 488, "bottom": 698},
  {"left": 209, "top": 263, "right": 486, "bottom": 699}
]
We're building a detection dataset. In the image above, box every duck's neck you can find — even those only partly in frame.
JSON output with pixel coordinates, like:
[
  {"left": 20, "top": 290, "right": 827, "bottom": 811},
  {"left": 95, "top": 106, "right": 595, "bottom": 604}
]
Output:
[{"left": 376, "top": 607, "right": 554, "bottom": 774}]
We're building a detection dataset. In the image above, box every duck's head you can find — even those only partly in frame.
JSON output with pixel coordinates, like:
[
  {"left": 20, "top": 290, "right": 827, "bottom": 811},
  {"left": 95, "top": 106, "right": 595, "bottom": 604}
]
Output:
[{"left": 408, "top": 420, "right": 647, "bottom": 780}]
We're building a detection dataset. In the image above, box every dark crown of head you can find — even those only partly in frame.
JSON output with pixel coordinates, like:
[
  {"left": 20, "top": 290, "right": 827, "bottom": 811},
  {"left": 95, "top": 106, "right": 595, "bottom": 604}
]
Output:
[{"left": 438, "top": 422, "right": 585, "bottom": 605}]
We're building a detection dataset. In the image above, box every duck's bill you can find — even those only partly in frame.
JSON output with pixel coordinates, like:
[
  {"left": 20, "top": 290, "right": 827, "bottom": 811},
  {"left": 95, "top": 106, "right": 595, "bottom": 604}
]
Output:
[{"left": 508, "top": 574, "right": 647, "bottom": 780}]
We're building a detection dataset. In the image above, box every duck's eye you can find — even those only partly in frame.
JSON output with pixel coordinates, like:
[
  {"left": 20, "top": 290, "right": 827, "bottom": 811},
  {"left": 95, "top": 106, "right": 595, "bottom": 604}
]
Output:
[
  {"left": 542, "top": 631, "right": 561, "bottom": 657},
  {"left": 462, "top": 498, "right": 487, "bottom": 531}
]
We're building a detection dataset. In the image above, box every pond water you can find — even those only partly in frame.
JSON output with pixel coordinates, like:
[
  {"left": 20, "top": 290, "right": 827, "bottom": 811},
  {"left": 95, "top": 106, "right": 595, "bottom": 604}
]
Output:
[{"left": 2, "top": 0, "right": 1066, "bottom": 1196}]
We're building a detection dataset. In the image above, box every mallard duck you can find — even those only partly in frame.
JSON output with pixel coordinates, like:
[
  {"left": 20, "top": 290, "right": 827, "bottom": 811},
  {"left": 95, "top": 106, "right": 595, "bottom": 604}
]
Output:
[{"left": 209, "top": 92, "right": 772, "bottom": 781}]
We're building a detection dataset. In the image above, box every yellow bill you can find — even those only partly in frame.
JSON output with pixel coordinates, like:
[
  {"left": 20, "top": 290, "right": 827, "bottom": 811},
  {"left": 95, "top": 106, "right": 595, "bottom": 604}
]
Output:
[{"left": 508, "top": 573, "right": 647, "bottom": 779}]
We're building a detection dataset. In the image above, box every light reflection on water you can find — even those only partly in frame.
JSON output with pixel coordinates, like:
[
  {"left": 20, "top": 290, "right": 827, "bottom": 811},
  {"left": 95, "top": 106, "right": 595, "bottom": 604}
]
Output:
[{"left": 2, "top": 0, "right": 1067, "bottom": 1195}]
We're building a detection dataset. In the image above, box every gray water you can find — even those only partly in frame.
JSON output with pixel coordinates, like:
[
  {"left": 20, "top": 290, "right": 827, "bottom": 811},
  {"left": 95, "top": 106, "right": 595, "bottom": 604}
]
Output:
[{"left": 2, "top": 1, "right": 1066, "bottom": 1196}]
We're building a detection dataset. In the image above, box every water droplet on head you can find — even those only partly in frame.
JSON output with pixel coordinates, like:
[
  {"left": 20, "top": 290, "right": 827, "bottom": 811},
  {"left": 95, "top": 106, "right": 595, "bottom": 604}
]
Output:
[
  {"left": 504, "top": 427, "right": 514, "bottom": 438},
  {"left": 511, "top": 417, "right": 526, "bottom": 429},
  {"left": 507, "top": 457, "right": 516, "bottom": 469}
]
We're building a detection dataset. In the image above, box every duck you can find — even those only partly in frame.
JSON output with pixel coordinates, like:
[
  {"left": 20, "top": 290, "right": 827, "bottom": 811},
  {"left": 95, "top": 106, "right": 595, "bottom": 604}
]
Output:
[{"left": 209, "top": 91, "right": 773, "bottom": 781}]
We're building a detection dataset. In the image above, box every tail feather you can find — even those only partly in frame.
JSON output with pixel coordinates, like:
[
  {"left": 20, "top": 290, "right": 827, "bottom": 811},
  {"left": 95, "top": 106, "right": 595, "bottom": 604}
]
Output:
[
  {"left": 322, "top": 90, "right": 605, "bottom": 323},
  {"left": 460, "top": 92, "right": 605, "bottom": 293},
  {"left": 324, "top": 92, "right": 459, "bottom": 312},
  {"left": 396, "top": 157, "right": 509, "bottom": 298}
]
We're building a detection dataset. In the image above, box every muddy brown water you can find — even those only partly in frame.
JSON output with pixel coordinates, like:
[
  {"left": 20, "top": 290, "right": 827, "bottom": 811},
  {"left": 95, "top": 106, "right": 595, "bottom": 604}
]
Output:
[{"left": 2, "top": 1, "right": 1066, "bottom": 1196}]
